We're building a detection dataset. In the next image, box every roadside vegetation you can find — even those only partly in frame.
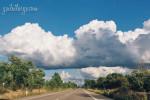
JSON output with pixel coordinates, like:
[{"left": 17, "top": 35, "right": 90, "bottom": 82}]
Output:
[
  {"left": 84, "top": 69, "right": 150, "bottom": 100},
  {"left": 0, "top": 56, "right": 77, "bottom": 99}
]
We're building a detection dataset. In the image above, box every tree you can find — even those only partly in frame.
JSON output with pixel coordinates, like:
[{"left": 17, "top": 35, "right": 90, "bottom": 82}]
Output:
[
  {"left": 104, "top": 73, "right": 128, "bottom": 89},
  {"left": 0, "top": 62, "right": 15, "bottom": 90},
  {"left": 63, "top": 81, "right": 77, "bottom": 88},
  {"left": 143, "top": 77, "right": 150, "bottom": 92},
  {"left": 0, "top": 55, "right": 78, "bottom": 92},
  {"left": 8, "top": 56, "right": 46, "bottom": 91},
  {"left": 84, "top": 79, "right": 96, "bottom": 88},
  {"left": 27, "top": 68, "right": 45, "bottom": 90},
  {"left": 96, "top": 77, "right": 105, "bottom": 89},
  {"left": 8, "top": 56, "right": 36, "bottom": 90},
  {"left": 0, "top": 62, "right": 8, "bottom": 83},
  {"left": 127, "top": 71, "right": 144, "bottom": 91},
  {"left": 49, "top": 73, "right": 63, "bottom": 88}
]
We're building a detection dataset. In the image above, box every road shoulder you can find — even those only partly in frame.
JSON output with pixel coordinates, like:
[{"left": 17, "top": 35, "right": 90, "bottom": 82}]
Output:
[
  {"left": 83, "top": 89, "right": 113, "bottom": 100},
  {"left": 16, "top": 89, "right": 72, "bottom": 100}
]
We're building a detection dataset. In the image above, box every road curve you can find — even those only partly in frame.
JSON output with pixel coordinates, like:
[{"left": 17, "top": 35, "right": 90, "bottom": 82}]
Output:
[{"left": 18, "top": 89, "right": 112, "bottom": 100}]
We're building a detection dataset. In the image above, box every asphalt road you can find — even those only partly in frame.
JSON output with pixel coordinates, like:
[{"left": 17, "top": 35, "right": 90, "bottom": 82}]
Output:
[{"left": 18, "top": 89, "right": 112, "bottom": 100}]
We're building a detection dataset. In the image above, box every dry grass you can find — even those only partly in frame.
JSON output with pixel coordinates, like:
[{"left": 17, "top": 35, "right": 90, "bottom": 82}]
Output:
[
  {"left": 87, "top": 88, "right": 117, "bottom": 94},
  {"left": 87, "top": 89, "right": 104, "bottom": 94},
  {"left": 1, "top": 88, "right": 70, "bottom": 100},
  {"left": 4, "top": 90, "right": 24, "bottom": 99},
  {"left": 2, "top": 88, "right": 48, "bottom": 100}
]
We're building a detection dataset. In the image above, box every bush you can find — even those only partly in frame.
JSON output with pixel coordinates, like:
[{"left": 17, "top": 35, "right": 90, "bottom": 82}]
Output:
[
  {"left": 103, "top": 90, "right": 114, "bottom": 98},
  {"left": 144, "top": 77, "right": 150, "bottom": 92},
  {"left": 112, "top": 87, "right": 147, "bottom": 100}
]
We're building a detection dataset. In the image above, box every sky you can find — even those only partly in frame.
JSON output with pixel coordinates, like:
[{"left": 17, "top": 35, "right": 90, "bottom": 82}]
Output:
[
  {"left": 0, "top": 0, "right": 150, "bottom": 36},
  {"left": 0, "top": 0, "right": 150, "bottom": 82}
]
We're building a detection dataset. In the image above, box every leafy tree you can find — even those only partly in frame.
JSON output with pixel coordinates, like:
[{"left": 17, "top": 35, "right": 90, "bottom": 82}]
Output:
[
  {"left": 46, "top": 73, "right": 77, "bottom": 89},
  {"left": 127, "top": 71, "right": 145, "bottom": 91},
  {"left": 0, "top": 56, "right": 78, "bottom": 92},
  {"left": 63, "top": 81, "right": 77, "bottom": 88},
  {"left": 96, "top": 77, "right": 105, "bottom": 89},
  {"left": 27, "top": 68, "right": 45, "bottom": 90},
  {"left": 49, "top": 73, "right": 63, "bottom": 88},
  {"left": 143, "top": 77, "right": 150, "bottom": 92},
  {"left": 84, "top": 79, "right": 96, "bottom": 88},
  {"left": 8, "top": 56, "right": 34, "bottom": 90},
  {"left": 104, "top": 73, "right": 128, "bottom": 89},
  {"left": 0, "top": 62, "right": 8, "bottom": 83},
  {"left": 0, "top": 62, "right": 14, "bottom": 89},
  {"left": 7, "top": 55, "right": 46, "bottom": 90}
]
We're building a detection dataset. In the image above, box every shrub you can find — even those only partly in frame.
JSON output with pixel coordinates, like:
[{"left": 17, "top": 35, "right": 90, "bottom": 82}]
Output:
[{"left": 112, "top": 87, "right": 147, "bottom": 100}]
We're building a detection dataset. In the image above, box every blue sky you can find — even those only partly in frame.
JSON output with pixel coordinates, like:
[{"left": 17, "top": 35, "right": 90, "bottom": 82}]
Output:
[
  {"left": 0, "top": 0, "right": 150, "bottom": 36},
  {"left": 0, "top": 0, "right": 150, "bottom": 81}
]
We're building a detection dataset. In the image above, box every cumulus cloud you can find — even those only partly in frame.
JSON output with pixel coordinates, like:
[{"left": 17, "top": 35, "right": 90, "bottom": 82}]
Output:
[
  {"left": 74, "top": 20, "right": 136, "bottom": 67},
  {"left": 130, "top": 34, "right": 150, "bottom": 63},
  {"left": 0, "top": 19, "right": 150, "bottom": 68},
  {"left": 144, "top": 19, "right": 150, "bottom": 30},
  {"left": 60, "top": 71, "right": 71, "bottom": 80},
  {"left": 116, "top": 19, "right": 150, "bottom": 64},
  {"left": 75, "top": 19, "right": 116, "bottom": 39},
  {"left": 80, "top": 66, "right": 132, "bottom": 79},
  {"left": 116, "top": 19, "right": 150, "bottom": 44},
  {"left": 0, "top": 23, "right": 76, "bottom": 67}
]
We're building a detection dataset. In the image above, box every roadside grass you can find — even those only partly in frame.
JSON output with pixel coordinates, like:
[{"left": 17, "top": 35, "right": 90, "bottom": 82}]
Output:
[
  {"left": 87, "top": 88, "right": 104, "bottom": 94},
  {"left": 1, "top": 88, "right": 47, "bottom": 100},
  {"left": 87, "top": 88, "right": 117, "bottom": 94},
  {"left": 87, "top": 88, "right": 117, "bottom": 99},
  {"left": 0, "top": 88, "right": 72, "bottom": 100},
  {"left": 87, "top": 88, "right": 149, "bottom": 100}
]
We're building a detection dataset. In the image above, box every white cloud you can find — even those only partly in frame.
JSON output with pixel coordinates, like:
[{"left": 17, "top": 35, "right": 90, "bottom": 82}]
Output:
[
  {"left": 0, "top": 19, "right": 150, "bottom": 68},
  {"left": 116, "top": 19, "right": 150, "bottom": 63},
  {"left": 60, "top": 71, "right": 71, "bottom": 80},
  {"left": 144, "top": 19, "right": 150, "bottom": 30},
  {"left": 0, "top": 23, "right": 76, "bottom": 67},
  {"left": 74, "top": 20, "right": 135, "bottom": 67},
  {"left": 116, "top": 19, "right": 150, "bottom": 44},
  {"left": 75, "top": 19, "right": 116, "bottom": 39},
  {"left": 116, "top": 29, "right": 147, "bottom": 44},
  {"left": 59, "top": 71, "right": 83, "bottom": 85},
  {"left": 130, "top": 33, "right": 150, "bottom": 63},
  {"left": 80, "top": 66, "right": 132, "bottom": 79}
]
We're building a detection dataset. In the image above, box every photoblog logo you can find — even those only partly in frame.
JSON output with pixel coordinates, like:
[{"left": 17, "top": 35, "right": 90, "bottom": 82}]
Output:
[{"left": 2, "top": 4, "right": 38, "bottom": 15}]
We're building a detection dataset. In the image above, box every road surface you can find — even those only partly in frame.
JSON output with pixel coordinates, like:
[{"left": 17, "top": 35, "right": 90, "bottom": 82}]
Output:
[{"left": 18, "top": 89, "right": 112, "bottom": 100}]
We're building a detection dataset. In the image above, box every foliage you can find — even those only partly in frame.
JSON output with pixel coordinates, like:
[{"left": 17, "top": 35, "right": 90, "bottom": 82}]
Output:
[
  {"left": 0, "top": 56, "right": 45, "bottom": 91},
  {"left": 84, "top": 69, "right": 150, "bottom": 100},
  {"left": 143, "top": 77, "right": 150, "bottom": 92},
  {"left": 27, "top": 68, "right": 45, "bottom": 90},
  {"left": 127, "top": 70, "right": 145, "bottom": 91},
  {"left": 84, "top": 79, "right": 96, "bottom": 89},
  {"left": 104, "top": 73, "right": 129, "bottom": 89},
  {"left": 47, "top": 72, "right": 63, "bottom": 89},
  {"left": 84, "top": 69, "right": 150, "bottom": 91},
  {"left": 63, "top": 81, "right": 77, "bottom": 88},
  {"left": 46, "top": 72, "right": 77, "bottom": 89},
  {"left": 113, "top": 87, "right": 147, "bottom": 100},
  {"left": 0, "top": 56, "right": 77, "bottom": 94},
  {"left": 84, "top": 73, "right": 129, "bottom": 89}
]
